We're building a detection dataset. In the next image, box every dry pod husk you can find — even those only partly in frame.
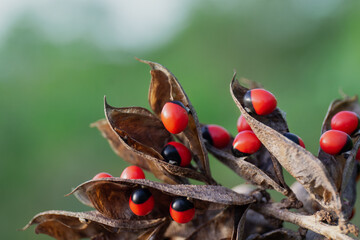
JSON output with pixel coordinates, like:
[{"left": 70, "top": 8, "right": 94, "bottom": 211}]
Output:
[
  {"left": 69, "top": 178, "right": 254, "bottom": 220},
  {"left": 103, "top": 102, "right": 215, "bottom": 184},
  {"left": 142, "top": 59, "right": 212, "bottom": 180},
  {"left": 230, "top": 77, "right": 342, "bottom": 213},
  {"left": 23, "top": 210, "right": 167, "bottom": 240}
]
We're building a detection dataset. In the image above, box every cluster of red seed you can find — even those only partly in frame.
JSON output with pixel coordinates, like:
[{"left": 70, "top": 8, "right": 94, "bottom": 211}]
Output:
[
  {"left": 93, "top": 88, "right": 360, "bottom": 224},
  {"left": 201, "top": 88, "right": 305, "bottom": 156},
  {"left": 320, "top": 111, "right": 360, "bottom": 156},
  {"left": 92, "top": 166, "right": 195, "bottom": 223},
  {"left": 319, "top": 110, "right": 360, "bottom": 219}
]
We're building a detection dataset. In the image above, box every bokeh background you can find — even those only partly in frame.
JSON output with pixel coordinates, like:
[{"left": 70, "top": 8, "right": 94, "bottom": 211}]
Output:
[{"left": 1, "top": 0, "right": 359, "bottom": 239}]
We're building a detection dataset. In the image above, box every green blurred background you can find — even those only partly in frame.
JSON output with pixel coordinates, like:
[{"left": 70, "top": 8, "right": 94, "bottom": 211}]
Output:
[{"left": 1, "top": 0, "right": 359, "bottom": 239}]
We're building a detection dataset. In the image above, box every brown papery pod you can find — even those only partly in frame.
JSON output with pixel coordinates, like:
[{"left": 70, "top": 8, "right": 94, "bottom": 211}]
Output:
[
  {"left": 164, "top": 209, "right": 221, "bottom": 239},
  {"left": 206, "top": 142, "right": 289, "bottom": 197},
  {"left": 229, "top": 75, "right": 291, "bottom": 192},
  {"left": 139, "top": 59, "right": 212, "bottom": 180},
  {"left": 137, "top": 220, "right": 171, "bottom": 240},
  {"left": 246, "top": 228, "right": 302, "bottom": 240},
  {"left": 103, "top": 102, "right": 215, "bottom": 185},
  {"left": 23, "top": 210, "right": 166, "bottom": 240},
  {"left": 318, "top": 96, "right": 360, "bottom": 191},
  {"left": 230, "top": 78, "right": 341, "bottom": 213},
  {"left": 185, "top": 206, "right": 249, "bottom": 240},
  {"left": 69, "top": 178, "right": 255, "bottom": 220},
  {"left": 319, "top": 96, "right": 360, "bottom": 190}
]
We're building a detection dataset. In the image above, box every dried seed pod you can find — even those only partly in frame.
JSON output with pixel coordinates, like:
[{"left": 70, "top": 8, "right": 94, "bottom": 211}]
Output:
[
  {"left": 231, "top": 77, "right": 341, "bottom": 213},
  {"left": 99, "top": 102, "right": 215, "bottom": 184},
  {"left": 206, "top": 142, "right": 289, "bottom": 196},
  {"left": 141, "top": 59, "right": 212, "bottom": 179},
  {"left": 185, "top": 206, "right": 249, "bottom": 240},
  {"left": 246, "top": 228, "right": 302, "bottom": 240},
  {"left": 23, "top": 210, "right": 167, "bottom": 240},
  {"left": 319, "top": 95, "right": 360, "bottom": 196},
  {"left": 69, "top": 178, "right": 255, "bottom": 220},
  {"left": 205, "top": 75, "right": 293, "bottom": 198}
]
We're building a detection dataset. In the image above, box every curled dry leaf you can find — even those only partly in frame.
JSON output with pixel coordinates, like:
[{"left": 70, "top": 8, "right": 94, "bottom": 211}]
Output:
[
  {"left": 243, "top": 209, "right": 283, "bottom": 239},
  {"left": 69, "top": 178, "right": 255, "bottom": 220},
  {"left": 137, "top": 220, "right": 171, "bottom": 240},
  {"left": 305, "top": 230, "right": 328, "bottom": 240},
  {"left": 92, "top": 117, "right": 182, "bottom": 185},
  {"left": 139, "top": 59, "right": 212, "bottom": 179},
  {"left": 164, "top": 209, "right": 221, "bottom": 239},
  {"left": 186, "top": 206, "right": 249, "bottom": 240},
  {"left": 340, "top": 164, "right": 358, "bottom": 221},
  {"left": 230, "top": 78, "right": 342, "bottom": 213},
  {"left": 318, "top": 96, "right": 360, "bottom": 191},
  {"left": 23, "top": 210, "right": 166, "bottom": 240},
  {"left": 206, "top": 142, "right": 289, "bottom": 196},
  {"left": 246, "top": 228, "right": 302, "bottom": 240},
  {"left": 99, "top": 102, "right": 215, "bottom": 184}
]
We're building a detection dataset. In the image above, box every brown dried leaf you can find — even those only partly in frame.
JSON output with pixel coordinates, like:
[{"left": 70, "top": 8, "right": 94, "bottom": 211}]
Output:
[
  {"left": 246, "top": 229, "right": 302, "bottom": 240},
  {"left": 186, "top": 206, "right": 249, "bottom": 240},
  {"left": 206, "top": 141, "right": 289, "bottom": 197},
  {"left": 92, "top": 118, "right": 182, "bottom": 185},
  {"left": 69, "top": 178, "right": 255, "bottom": 220},
  {"left": 137, "top": 220, "right": 171, "bottom": 240},
  {"left": 97, "top": 105, "right": 214, "bottom": 184},
  {"left": 230, "top": 78, "right": 341, "bottom": 212},
  {"left": 318, "top": 96, "right": 360, "bottom": 191},
  {"left": 340, "top": 163, "right": 358, "bottom": 220},
  {"left": 140, "top": 59, "right": 211, "bottom": 179},
  {"left": 23, "top": 210, "right": 166, "bottom": 240},
  {"left": 164, "top": 210, "right": 221, "bottom": 239},
  {"left": 243, "top": 209, "right": 283, "bottom": 239}
]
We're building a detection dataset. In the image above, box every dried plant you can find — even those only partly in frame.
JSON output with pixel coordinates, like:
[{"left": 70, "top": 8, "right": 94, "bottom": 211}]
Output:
[{"left": 23, "top": 60, "right": 359, "bottom": 240}]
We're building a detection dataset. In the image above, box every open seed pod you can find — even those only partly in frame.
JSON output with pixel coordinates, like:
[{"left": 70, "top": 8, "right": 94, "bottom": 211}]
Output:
[
  {"left": 318, "top": 96, "right": 360, "bottom": 191},
  {"left": 140, "top": 59, "right": 212, "bottom": 180},
  {"left": 318, "top": 96, "right": 360, "bottom": 218},
  {"left": 100, "top": 102, "right": 215, "bottom": 185},
  {"left": 23, "top": 210, "right": 168, "bottom": 240},
  {"left": 206, "top": 75, "right": 293, "bottom": 199},
  {"left": 69, "top": 178, "right": 255, "bottom": 220},
  {"left": 230, "top": 77, "right": 342, "bottom": 213}
]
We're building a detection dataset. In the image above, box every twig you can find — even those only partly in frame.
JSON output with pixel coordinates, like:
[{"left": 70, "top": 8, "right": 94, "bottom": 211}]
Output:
[{"left": 252, "top": 203, "right": 356, "bottom": 240}]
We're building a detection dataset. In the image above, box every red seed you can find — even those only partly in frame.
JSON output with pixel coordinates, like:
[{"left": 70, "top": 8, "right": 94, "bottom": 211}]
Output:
[
  {"left": 161, "top": 101, "right": 189, "bottom": 134},
  {"left": 331, "top": 111, "right": 360, "bottom": 135},
  {"left": 201, "top": 124, "right": 231, "bottom": 149},
  {"left": 129, "top": 188, "right": 154, "bottom": 216},
  {"left": 237, "top": 115, "right": 252, "bottom": 132},
  {"left": 161, "top": 142, "right": 192, "bottom": 167},
  {"left": 244, "top": 89, "right": 277, "bottom": 115},
  {"left": 170, "top": 197, "right": 195, "bottom": 224},
  {"left": 319, "top": 130, "right": 353, "bottom": 155},
  {"left": 92, "top": 172, "right": 112, "bottom": 180},
  {"left": 232, "top": 130, "right": 261, "bottom": 157},
  {"left": 120, "top": 166, "right": 145, "bottom": 179}
]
